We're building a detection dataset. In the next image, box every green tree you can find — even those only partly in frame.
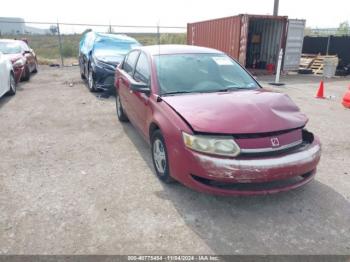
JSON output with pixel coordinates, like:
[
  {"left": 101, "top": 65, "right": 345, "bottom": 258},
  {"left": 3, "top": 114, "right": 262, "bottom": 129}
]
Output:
[
  {"left": 337, "top": 21, "right": 350, "bottom": 36},
  {"left": 49, "top": 25, "right": 58, "bottom": 35}
]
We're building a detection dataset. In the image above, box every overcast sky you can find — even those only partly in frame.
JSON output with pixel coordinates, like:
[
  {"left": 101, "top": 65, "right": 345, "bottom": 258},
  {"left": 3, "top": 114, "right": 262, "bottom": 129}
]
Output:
[{"left": 1, "top": 0, "right": 349, "bottom": 31}]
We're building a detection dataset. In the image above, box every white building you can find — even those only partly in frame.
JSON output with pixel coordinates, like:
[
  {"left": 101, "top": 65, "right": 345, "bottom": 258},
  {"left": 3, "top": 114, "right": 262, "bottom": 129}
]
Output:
[
  {"left": 0, "top": 17, "right": 49, "bottom": 35},
  {"left": 0, "top": 17, "right": 25, "bottom": 35}
]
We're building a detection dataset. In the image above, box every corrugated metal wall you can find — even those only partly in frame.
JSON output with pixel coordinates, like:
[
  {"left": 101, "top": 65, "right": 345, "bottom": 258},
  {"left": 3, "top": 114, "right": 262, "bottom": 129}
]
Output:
[
  {"left": 246, "top": 18, "right": 285, "bottom": 66},
  {"left": 283, "top": 19, "right": 306, "bottom": 70},
  {"left": 187, "top": 16, "right": 241, "bottom": 60}
]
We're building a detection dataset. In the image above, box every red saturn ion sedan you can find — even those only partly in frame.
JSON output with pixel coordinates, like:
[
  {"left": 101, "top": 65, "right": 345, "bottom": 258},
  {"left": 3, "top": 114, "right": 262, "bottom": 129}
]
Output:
[
  {"left": 115, "top": 45, "right": 321, "bottom": 196},
  {"left": 0, "top": 39, "right": 38, "bottom": 83}
]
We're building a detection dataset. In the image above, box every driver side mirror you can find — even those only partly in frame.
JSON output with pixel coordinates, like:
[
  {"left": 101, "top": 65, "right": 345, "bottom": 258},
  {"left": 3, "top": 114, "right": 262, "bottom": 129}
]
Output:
[{"left": 131, "top": 81, "right": 150, "bottom": 95}]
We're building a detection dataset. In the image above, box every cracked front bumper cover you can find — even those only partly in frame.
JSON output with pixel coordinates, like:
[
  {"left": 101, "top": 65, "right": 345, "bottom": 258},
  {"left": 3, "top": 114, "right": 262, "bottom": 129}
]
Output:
[{"left": 179, "top": 137, "right": 321, "bottom": 196}]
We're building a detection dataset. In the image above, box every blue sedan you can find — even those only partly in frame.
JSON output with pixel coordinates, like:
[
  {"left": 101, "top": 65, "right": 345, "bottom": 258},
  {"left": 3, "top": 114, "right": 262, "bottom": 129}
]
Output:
[{"left": 79, "top": 32, "right": 141, "bottom": 94}]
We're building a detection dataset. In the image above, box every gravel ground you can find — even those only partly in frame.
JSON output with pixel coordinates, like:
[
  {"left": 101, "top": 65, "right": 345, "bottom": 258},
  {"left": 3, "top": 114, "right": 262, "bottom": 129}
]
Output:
[{"left": 0, "top": 66, "right": 349, "bottom": 255}]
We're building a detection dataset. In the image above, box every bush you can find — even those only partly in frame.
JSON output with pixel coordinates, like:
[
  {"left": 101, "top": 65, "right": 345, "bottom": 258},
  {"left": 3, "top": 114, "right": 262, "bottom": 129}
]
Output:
[
  {"left": 61, "top": 43, "right": 77, "bottom": 58},
  {"left": 160, "top": 33, "right": 186, "bottom": 44}
]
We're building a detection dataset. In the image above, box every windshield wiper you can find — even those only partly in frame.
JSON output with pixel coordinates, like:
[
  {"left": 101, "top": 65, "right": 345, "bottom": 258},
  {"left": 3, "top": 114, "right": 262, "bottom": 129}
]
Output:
[
  {"left": 162, "top": 86, "right": 255, "bottom": 96},
  {"left": 161, "top": 90, "right": 194, "bottom": 96},
  {"left": 217, "top": 86, "right": 253, "bottom": 92}
]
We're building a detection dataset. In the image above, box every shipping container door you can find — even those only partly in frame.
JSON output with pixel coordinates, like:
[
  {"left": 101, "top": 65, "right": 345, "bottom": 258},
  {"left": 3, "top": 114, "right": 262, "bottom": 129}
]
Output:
[
  {"left": 283, "top": 19, "right": 306, "bottom": 71},
  {"left": 238, "top": 15, "right": 249, "bottom": 66}
]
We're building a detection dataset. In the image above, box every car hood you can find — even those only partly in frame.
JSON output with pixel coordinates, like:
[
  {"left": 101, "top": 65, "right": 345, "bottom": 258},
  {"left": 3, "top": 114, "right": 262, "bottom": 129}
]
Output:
[
  {"left": 3, "top": 53, "right": 22, "bottom": 63},
  {"left": 162, "top": 89, "right": 308, "bottom": 134}
]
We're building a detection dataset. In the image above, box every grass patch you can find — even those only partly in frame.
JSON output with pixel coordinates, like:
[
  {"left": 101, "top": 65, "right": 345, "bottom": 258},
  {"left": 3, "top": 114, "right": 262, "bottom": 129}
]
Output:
[{"left": 1, "top": 33, "right": 186, "bottom": 65}]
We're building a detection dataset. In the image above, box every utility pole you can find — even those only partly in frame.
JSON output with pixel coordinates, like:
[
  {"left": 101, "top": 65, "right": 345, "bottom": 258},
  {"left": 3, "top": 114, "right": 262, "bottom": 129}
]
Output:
[
  {"left": 57, "top": 20, "right": 64, "bottom": 67},
  {"left": 109, "top": 20, "right": 112, "bottom": 33},
  {"left": 326, "top": 35, "right": 331, "bottom": 55},
  {"left": 157, "top": 21, "right": 160, "bottom": 45},
  {"left": 273, "top": 0, "right": 279, "bottom": 16}
]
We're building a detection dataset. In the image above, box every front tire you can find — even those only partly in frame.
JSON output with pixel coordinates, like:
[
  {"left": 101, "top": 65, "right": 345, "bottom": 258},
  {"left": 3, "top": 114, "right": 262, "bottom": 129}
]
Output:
[
  {"left": 151, "top": 130, "right": 174, "bottom": 183},
  {"left": 88, "top": 67, "right": 97, "bottom": 92},
  {"left": 116, "top": 92, "right": 129, "bottom": 122},
  {"left": 21, "top": 65, "right": 30, "bottom": 81},
  {"left": 32, "top": 61, "right": 38, "bottom": 73},
  {"left": 80, "top": 61, "right": 86, "bottom": 79},
  {"left": 7, "top": 73, "right": 16, "bottom": 96}
]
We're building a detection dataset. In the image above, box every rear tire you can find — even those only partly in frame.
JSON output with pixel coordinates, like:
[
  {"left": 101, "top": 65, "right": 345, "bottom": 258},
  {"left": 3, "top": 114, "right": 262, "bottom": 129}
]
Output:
[
  {"left": 7, "top": 74, "right": 16, "bottom": 96},
  {"left": 151, "top": 130, "right": 174, "bottom": 183},
  {"left": 116, "top": 92, "right": 129, "bottom": 122}
]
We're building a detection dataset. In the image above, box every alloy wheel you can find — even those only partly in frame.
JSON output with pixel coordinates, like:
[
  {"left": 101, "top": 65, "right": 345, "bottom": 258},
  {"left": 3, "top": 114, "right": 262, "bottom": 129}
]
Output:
[
  {"left": 88, "top": 70, "right": 94, "bottom": 90},
  {"left": 153, "top": 139, "right": 167, "bottom": 174},
  {"left": 116, "top": 95, "right": 122, "bottom": 117}
]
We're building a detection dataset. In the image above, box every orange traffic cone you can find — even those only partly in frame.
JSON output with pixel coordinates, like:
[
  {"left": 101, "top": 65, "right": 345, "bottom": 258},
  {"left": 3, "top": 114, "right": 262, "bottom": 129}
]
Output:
[
  {"left": 315, "top": 81, "right": 325, "bottom": 99},
  {"left": 342, "top": 86, "right": 350, "bottom": 108}
]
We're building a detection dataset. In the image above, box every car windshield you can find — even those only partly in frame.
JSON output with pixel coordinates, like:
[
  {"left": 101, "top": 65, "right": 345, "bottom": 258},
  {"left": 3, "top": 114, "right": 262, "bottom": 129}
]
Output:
[
  {"left": 155, "top": 53, "right": 259, "bottom": 95},
  {"left": 0, "top": 42, "right": 21, "bottom": 54}
]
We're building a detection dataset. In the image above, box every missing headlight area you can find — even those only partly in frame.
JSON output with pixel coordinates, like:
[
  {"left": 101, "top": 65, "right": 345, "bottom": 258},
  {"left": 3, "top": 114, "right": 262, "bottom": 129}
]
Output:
[{"left": 302, "top": 129, "right": 315, "bottom": 144}]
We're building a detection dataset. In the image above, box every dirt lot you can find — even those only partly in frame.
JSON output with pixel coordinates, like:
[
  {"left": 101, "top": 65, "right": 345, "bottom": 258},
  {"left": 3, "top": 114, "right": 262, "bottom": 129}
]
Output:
[{"left": 0, "top": 66, "right": 349, "bottom": 255}]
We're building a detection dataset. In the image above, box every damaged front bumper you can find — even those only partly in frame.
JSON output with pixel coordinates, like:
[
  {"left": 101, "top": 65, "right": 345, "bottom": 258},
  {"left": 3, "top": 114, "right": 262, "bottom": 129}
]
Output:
[
  {"left": 180, "top": 136, "right": 321, "bottom": 196},
  {"left": 91, "top": 61, "right": 117, "bottom": 92}
]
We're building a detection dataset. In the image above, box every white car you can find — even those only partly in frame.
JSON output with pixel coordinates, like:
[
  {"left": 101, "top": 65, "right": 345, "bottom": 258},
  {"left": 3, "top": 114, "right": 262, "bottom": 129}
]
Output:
[{"left": 0, "top": 51, "right": 16, "bottom": 98}]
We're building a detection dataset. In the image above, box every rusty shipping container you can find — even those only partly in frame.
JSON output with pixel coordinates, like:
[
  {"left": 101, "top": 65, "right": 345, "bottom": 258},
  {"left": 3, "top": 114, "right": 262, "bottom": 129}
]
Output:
[{"left": 187, "top": 14, "right": 304, "bottom": 71}]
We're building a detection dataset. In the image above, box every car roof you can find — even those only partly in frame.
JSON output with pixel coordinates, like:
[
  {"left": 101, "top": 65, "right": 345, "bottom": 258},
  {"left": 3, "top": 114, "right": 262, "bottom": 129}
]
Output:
[
  {"left": 0, "top": 39, "right": 19, "bottom": 43},
  {"left": 84, "top": 31, "right": 140, "bottom": 44},
  {"left": 94, "top": 32, "right": 139, "bottom": 43},
  {"left": 136, "top": 45, "right": 224, "bottom": 56},
  {"left": 0, "top": 39, "right": 27, "bottom": 46}
]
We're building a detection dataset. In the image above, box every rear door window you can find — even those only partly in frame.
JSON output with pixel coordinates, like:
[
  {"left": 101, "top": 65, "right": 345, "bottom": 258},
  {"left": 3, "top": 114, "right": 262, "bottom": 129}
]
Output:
[{"left": 123, "top": 50, "right": 140, "bottom": 75}]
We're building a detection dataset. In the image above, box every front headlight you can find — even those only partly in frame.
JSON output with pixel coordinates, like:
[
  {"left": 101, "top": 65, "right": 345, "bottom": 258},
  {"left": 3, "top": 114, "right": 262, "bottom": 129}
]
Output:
[
  {"left": 182, "top": 132, "right": 240, "bottom": 157},
  {"left": 13, "top": 59, "right": 24, "bottom": 67}
]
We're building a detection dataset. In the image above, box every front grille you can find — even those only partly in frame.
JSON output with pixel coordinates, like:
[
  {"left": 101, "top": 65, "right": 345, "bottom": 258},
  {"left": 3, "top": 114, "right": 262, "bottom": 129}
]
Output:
[
  {"left": 238, "top": 129, "right": 314, "bottom": 158},
  {"left": 239, "top": 142, "right": 304, "bottom": 158},
  {"left": 232, "top": 126, "right": 303, "bottom": 139},
  {"left": 193, "top": 126, "right": 303, "bottom": 139}
]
